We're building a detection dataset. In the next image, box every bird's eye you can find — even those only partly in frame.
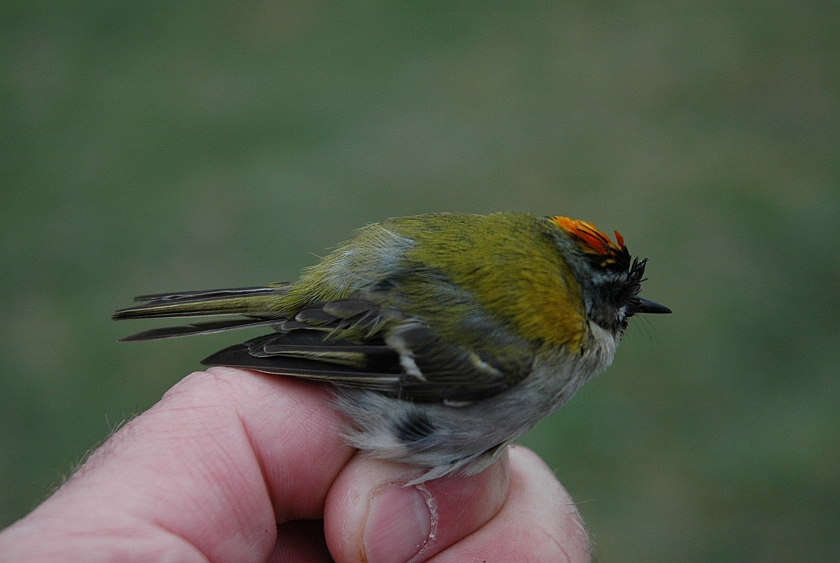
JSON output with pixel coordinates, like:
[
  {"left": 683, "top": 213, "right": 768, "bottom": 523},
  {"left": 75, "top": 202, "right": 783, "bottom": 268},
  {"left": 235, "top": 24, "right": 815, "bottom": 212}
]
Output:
[{"left": 610, "top": 285, "right": 627, "bottom": 305}]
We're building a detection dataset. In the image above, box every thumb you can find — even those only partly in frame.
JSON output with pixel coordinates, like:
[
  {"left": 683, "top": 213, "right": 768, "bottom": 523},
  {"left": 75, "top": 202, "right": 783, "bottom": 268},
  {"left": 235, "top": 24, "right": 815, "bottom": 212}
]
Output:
[{"left": 324, "top": 452, "right": 510, "bottom": 563}]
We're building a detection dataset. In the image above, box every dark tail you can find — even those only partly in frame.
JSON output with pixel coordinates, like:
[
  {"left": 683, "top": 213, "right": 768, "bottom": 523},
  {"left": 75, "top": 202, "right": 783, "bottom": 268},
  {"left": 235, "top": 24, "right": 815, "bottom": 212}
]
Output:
[{"left": 113, "top": 284, "right": 290, "bottom": 341}]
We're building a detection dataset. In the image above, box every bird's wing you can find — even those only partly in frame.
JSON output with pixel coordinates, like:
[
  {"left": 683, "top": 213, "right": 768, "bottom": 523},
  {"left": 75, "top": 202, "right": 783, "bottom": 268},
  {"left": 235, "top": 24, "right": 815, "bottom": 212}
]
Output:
[
  {"left": 200, "top": 298, "right": 534, "bottom": 404},
  {"left": 115, "top": 283, "right": 535, "bottom": 403}
]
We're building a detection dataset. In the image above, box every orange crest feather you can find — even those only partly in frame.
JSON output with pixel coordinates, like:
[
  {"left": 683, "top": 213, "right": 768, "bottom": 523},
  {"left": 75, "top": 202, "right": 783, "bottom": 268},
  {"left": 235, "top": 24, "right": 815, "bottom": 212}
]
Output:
[{"left": 551, "top": 216, "right": 628, "bottom": 267}]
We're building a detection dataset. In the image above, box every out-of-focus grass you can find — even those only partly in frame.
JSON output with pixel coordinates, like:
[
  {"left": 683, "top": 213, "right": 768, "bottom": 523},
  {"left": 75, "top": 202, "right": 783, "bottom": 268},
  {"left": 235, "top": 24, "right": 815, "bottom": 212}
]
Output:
[{"left": 2, "top": 2, "right": 838, "bottom": 561}]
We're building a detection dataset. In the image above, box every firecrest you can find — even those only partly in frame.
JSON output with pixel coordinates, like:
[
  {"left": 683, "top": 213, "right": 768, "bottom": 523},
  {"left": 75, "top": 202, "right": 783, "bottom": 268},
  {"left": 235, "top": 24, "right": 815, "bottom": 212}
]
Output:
[{"left": 114, "top": 212, "right": 670, "bottom": 483}]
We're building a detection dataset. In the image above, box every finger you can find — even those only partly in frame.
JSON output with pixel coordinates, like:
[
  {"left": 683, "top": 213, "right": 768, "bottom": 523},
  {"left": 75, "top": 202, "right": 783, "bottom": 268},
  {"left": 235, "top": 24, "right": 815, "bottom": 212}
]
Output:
[
  {"left": 430, "top": 446, "right": 591, "bottom": 563},
  {"left": 0, "top": 367, "right": 354, "bottom": 562},
  {"left": 324, "top": 450, "right": 510, "bottom": 563}
]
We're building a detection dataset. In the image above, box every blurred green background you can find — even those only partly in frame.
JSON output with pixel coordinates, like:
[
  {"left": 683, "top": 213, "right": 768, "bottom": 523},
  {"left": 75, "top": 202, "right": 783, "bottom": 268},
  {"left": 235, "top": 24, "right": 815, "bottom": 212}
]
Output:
[{"left": 2, "top": 1, "right": 838, "bottom": 561}]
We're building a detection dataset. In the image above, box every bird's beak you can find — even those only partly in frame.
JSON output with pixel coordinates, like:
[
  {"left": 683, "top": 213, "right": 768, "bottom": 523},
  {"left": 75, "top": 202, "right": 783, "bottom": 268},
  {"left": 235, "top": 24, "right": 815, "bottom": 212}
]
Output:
[{"left": 635, "top": 297, "right": 672, "bottom": 314}]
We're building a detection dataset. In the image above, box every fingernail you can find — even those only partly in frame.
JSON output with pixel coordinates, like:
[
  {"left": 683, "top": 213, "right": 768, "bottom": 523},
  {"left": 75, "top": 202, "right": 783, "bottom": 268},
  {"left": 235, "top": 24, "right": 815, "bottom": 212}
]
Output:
[{"left": 363, "top": 483, "right": 431, "bottom": 563}]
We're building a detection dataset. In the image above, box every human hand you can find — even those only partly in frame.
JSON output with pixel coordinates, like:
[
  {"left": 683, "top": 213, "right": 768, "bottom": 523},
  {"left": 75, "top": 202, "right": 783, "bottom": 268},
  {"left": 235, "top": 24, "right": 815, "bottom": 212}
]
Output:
[{"left": 0, "top": 367, "right": 590, "bottom": 562}]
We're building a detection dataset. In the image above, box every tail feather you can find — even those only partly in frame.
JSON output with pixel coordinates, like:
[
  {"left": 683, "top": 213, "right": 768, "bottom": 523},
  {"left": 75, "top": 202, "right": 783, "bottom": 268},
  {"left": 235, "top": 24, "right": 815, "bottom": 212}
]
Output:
[
  {"left": 131, "top": 285, "right": 286, "bottom": 304},
  {"left": 112, "top": 284, "right": 289, "bottom": 320},
  {"left": 118, "top": 318, "right": 282, "bottom": 342}
]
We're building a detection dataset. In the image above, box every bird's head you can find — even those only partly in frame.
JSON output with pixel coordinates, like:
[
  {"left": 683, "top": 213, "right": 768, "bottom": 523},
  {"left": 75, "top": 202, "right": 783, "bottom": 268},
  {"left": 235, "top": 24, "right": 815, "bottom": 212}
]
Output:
[{"left": 551, "top": 216, "right": 671, "bottom": 335}]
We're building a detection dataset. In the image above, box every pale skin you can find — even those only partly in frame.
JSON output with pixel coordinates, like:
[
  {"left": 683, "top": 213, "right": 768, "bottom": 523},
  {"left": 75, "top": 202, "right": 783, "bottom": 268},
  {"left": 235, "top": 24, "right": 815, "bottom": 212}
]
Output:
[{"left": 0, "top": 367, "right": 591, "bottom": 563}]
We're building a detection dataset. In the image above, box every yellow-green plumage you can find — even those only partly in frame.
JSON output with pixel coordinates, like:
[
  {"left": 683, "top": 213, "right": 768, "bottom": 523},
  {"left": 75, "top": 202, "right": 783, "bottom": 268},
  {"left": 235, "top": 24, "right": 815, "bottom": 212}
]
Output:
[{"left": 382, "top": 213, "right": 588, "bottom": 352}]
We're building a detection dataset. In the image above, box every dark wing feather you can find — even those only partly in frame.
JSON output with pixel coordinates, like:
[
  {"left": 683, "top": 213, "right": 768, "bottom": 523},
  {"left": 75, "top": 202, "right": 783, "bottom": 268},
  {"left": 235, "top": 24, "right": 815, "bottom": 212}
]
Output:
[
  {"left": 202, "top": 332, "right": 403, "bottom": 393},
  {"left": 388, "top": 322, "right": 534, "bottom": 402},
  {"left": 200, "top": 302, "right": 533, "bottom": 404}
]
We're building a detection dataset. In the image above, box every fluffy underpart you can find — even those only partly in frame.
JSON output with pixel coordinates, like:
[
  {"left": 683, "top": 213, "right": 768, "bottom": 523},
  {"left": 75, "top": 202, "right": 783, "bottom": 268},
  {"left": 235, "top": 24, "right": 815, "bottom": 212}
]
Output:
[{"left": 333, "top": 321, "right": 618, "bottom": 484}]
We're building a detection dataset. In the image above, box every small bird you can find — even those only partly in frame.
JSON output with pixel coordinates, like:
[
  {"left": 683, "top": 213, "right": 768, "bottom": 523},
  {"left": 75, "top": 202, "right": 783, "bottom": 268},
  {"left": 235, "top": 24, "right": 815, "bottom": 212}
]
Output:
[{"left": 114, "top": 212, "right": 670, "bottom": 482}]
